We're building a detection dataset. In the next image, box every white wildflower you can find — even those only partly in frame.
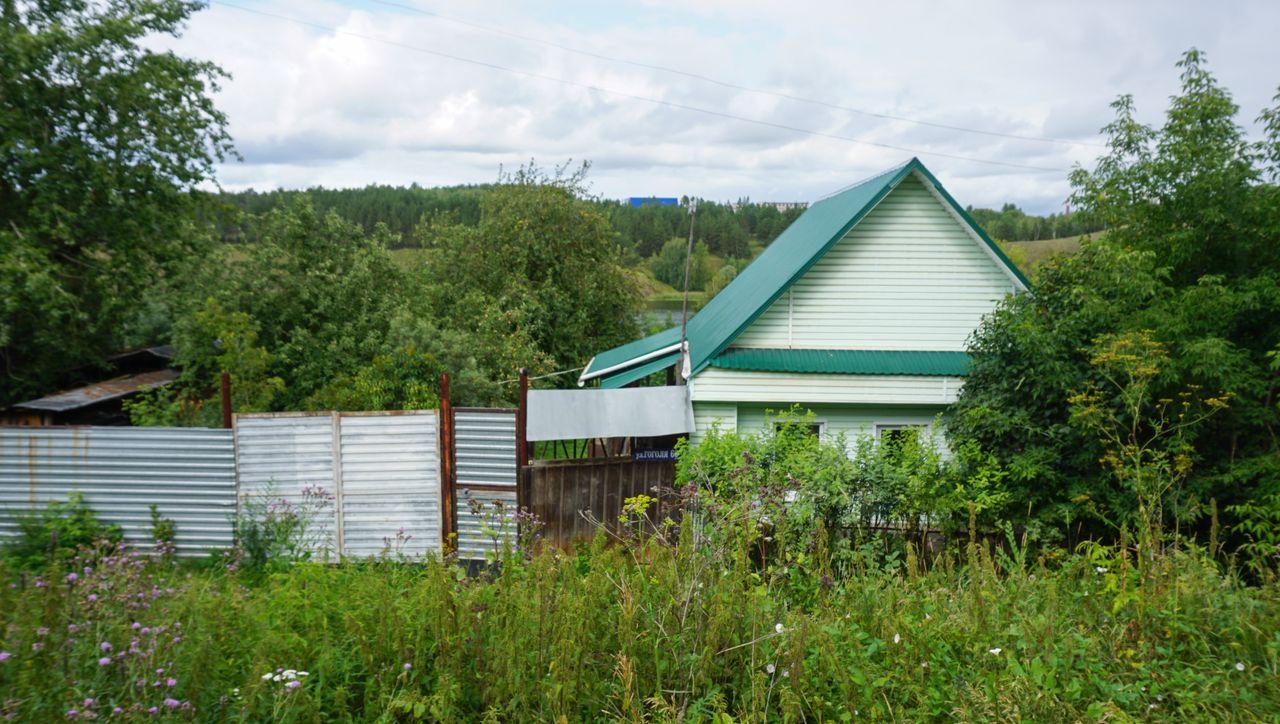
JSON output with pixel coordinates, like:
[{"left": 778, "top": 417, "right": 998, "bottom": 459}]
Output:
[
  {"left": 1095, "top": 566, "right": 1108, "bottom": 574},
  {"left": 298, "top": 671, "right": 309, "bottom": 677},
  {"left": 1235, "top": 662, "right": 1245, "bottom": 672},
  {"left": 766, "top": 663, "right": 775, "bottom": 674},
  {"left": 261, "top": 673, "right": 272, "bottom": 681},
  {"left": 893, "top": 633, "right": 901, "bottom": 645},
  {"left": 988, "top": 648, "right": 1002, "bottom": 655},
  {"left": 775, "top": 623, "right": 784, "bottom": 634}
]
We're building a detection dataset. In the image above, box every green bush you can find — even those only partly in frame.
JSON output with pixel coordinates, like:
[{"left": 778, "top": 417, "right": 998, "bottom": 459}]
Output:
[{"left": 3, "top": 493, "right": 122, "bottom": 569}]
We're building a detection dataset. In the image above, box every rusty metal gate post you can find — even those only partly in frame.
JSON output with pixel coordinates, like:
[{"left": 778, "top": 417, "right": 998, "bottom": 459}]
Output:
[
  {"left": 516, "top": 368, "right": 529, "bottom": 531},
  {"left": 439, "top": 373, "right": 456, "bottom": 553}
]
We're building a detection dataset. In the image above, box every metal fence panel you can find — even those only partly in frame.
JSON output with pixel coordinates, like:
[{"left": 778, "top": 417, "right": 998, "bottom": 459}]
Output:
[
  {"left": 234, "top": 412, "right": 442, "bottom": 560},
  {"left": 0, "top": 427, "right": 235, "bottom": 557},
  {"left": 453, "top": 410, "right": 517, "bottom": 560},
  {"left": 338, "top": 413, "right": 440, "bottom": 557},
  {"left": 234, "top": 415, "right": 339, "bottom": 557}
]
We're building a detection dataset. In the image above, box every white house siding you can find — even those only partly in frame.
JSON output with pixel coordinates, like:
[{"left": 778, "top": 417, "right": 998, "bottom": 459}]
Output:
[
  {"left": 733, "top": 172, "right": 1016, "bottom": 351},
  {"left": 689, "top": 368, "right": 962, "bottom": 406}
]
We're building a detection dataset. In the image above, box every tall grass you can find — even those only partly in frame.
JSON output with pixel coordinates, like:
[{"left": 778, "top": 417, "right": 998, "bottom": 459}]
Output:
[{"left": 0, "top": 522, "right": 1277, "bottom": 720}]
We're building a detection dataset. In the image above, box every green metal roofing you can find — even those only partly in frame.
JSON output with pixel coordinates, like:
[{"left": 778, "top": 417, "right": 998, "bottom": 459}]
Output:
[
  {"left": 580, "top": 325, "right": 680, "bottom": 381},
  {"left": 581, "top": 158, "right": 1027, "bottom": 384},
  {"left": 709, "top": 349, "right": 971, "bottom": 376},
  {"left": 599, "top": 351, "right": 680, "bottom": 388}
]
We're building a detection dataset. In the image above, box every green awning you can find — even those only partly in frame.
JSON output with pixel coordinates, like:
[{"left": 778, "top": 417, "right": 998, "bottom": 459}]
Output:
[
  {"left": 599, "top": 351, "right": 681, "bottom": 389},
  {"left": 708, "top": 349, "right": 970, "bottom": 376}
]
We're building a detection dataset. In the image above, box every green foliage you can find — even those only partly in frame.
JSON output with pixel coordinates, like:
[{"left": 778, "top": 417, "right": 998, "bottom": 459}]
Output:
[
  {"left": 3, "top": 494, "right": 122, "bottom": 569},
  {"left": 0, "top": 0, "right": 234, "bottom": 407},
  {"left": 952, "top": 50, "right": 1280, "bottom": 541},
  {"left": 1227, "top": 492, "right": 1280, "bottom": 579},
  {"left": 967, "top": 203, "right": 1103, "bottom": 242},
  {"left": 676, "top": 411, "right": 977, "bottom": 576},
  {"left": 150, "top": 505, "right": 178, "bottom": 557},
  {"left": 1, "top": 509, "right": 1278, "bottom": 719},
  {"left": 418, "top": 162, "right": 641, "bottom": 383},
  {"left": 306, "top": 347, "right": 443, "bottom": 411},
  {"left": 231, "top": 485, "right": 336, "bottom": 572},
  {"left": 650, "top": 238, "right": 710, "bottom": 290}
]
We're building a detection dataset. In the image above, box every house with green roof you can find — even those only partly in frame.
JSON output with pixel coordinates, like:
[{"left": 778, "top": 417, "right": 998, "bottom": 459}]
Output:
[{"left": 578, "top": 158, "right": 1028, "bottom": 445}]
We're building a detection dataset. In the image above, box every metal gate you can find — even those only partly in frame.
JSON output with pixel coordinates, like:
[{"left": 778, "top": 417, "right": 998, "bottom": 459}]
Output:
[
  {"left": 234, "top": 411, "right": 441, "bottom": 559},
  {"left": 449, "top": 409, "right": 518, "bottom": 560}
]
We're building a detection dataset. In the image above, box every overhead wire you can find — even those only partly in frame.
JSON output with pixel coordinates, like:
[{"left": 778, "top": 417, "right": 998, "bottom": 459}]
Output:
[
  {"left": 366, "top": 0, "right": 1106, "bottom": 150},
  {"left": 211, "top": 1, "right": 1074, "bottom": 173}
]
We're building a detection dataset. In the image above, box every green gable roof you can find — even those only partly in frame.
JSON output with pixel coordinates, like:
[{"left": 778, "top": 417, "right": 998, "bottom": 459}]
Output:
[
  {"left": 580, "top": 158, "right": 1027, "bottom": 386},
  {"left": 709, "top": 349, "right": 971, "bottom": 376}
]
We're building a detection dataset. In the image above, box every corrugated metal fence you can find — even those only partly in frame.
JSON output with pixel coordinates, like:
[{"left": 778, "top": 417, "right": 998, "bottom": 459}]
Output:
[
  {"left": 0, "top": 427, "right": 236, "bottom": 557},
  {"left": 452, "top": 409, "right": 518, "bottom": 560},
  {"left": 234, "top": 412, "right": 441, "bottom": 559},
  {"left": 0, "top": 406, "right": 522, "bottom": 561}
]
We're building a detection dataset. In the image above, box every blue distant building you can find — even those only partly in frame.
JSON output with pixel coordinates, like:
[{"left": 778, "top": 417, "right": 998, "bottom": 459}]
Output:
[{"left": 628, "top": 197, "right": 679, "bottom": 208}]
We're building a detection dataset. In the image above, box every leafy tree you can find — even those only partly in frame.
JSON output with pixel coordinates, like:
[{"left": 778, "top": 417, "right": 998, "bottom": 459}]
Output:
[
  {"left": 418, "top": 162, "right": 641, "bottom": 384},
  {"left": 306, "top": 347, "right": 444, "bottom": 411},
  {"left": 651, "top": 238, "right": 710, "bottom": 290},
  {"left": 175, "top": 200, "right": 413, "bottom": 410},
  {"left": 0, "top": 0, "right": 234, "bottom": 406},
  {"left": 951, "top": 50, "right": 1280, "bottom": 540}
]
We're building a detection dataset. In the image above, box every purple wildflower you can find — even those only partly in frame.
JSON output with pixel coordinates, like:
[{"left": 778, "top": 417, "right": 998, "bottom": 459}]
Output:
[
  {"left": 35, "top": 627, "right": 48, "bottom": 637},
  {"left": 100, "top": 642, "right": 112, "bottom": 652},
  {"left": 147, "top": 706, "right": 157, "bottom": 715},
  {"left": 0, "top": 652, "right": 9, "bottom": 662},
  {"left": 66, "top": 709, "right": 77, "bottom": 719},
  {"left": 131, "top": 622, "right": 141, "bottom": 631},
  {"left": 163, "top": 698, "right": 179, "bottom": 709},
  {"left": 165, "top": 678, "right": 176, "bottom": 688},
  {"left": 82, "top": 699, "right": 94, "bottom": 707},
  {"left": 403, "top": 662, "right": 412, "bottom": 671},
  {"left": 65, "top": 573, "right": 78, "bottom": 583},
  {"left": 285, "top": 680, "right": 300, "bottom": 690},
  {"left": 98, "top": 657, "right": 112, "bottom": 666},
  {"left": 112, "top": 708, "right": 123, "bottom": 715},
  {"left": 87, "top": 594, "right": 98, "bottom": 603}
]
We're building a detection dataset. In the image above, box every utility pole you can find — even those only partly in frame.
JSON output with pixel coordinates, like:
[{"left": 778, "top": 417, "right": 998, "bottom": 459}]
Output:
[{"left": 678, "top": 199, "right": 698, "bottom": 383}]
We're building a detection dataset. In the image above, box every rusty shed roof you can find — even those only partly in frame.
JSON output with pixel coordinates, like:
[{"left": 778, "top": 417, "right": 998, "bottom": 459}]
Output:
[{"left": 13, "top": 369, "right": 179, "bottom": 412}]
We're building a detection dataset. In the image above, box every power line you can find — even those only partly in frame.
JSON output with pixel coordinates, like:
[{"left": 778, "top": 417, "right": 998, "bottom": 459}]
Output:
[
  {"left": 215, "top": 2, "right": 1075, "bottom": 173},
  {"left": 212, "top": 1, "right": 1071, "bottom": 173},
  {"left": 367, "top": 0, "right": 1106, "bottom": 150}
]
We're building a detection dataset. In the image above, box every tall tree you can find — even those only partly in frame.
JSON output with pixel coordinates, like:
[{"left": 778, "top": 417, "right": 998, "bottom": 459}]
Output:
[
  {"left": 950, "top": 50, "right": 1280, "bottom": 539},
  {"left": 418, "top": 163, "right": 641, "bottom": 383},
  {"left": 0, "top": 0, "right": 234, "bottom": 405}
]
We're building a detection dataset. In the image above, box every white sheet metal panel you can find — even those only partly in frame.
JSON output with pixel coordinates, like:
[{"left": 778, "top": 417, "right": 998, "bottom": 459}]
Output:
[
  {"left": 526, "top": 386, "right": 694, "bottom": 442},
  {"left": 453, "top": 410, "right": 517, "bottom": 560},
  {"left": 338, "top": 412, "right": 440, "bottom": 557},
  {"left": 0, "top": 427, "right": 235, "bottom": 557},
  {"left": 234, "top": 414, "right": 338, "bottom": 558}
]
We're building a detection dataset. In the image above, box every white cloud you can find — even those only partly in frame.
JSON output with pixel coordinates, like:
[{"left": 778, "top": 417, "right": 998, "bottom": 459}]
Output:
[{"left": 156, "top": 0, "right": 1280, "bottom": 212}]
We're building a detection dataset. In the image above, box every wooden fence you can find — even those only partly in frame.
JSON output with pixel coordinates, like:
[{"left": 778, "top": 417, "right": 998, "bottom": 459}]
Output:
[{"left": 520, "top": 457, "right": 676, "bottom": 549}]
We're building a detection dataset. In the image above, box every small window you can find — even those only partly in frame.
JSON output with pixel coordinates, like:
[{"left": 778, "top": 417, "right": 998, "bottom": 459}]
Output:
[
  {"left": 775, "top": 421, "right": 825, "bottom": 438},
  {"left": 875, "top": 424, "right": 925, "bottom": 451}
]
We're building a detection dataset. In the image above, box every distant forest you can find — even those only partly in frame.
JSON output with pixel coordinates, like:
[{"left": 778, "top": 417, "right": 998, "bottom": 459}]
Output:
[{"left": 216, "top": 185, "right": 1102, "bottom": 258}]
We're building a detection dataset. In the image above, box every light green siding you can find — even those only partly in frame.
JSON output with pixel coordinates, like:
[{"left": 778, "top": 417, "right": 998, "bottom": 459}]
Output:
[
  {"left": 691, "top": 402, "right": 737, "bottom": 445},
  {"left": 735, "top": 403, "right": 944, "bottom": 444},
  {"left": 689, "top": 402, "right": 948, "bottom": 454},
  {"left": 690, "top": 367, "right": 962, "bottom": 405},
  {"left": 733, "top": 172, "right": 1015, "bottom": 351}
]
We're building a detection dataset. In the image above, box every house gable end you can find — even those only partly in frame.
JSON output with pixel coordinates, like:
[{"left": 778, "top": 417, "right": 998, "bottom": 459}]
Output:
[{"left": 731, "top": 172, "right": 1019, "bottom": 353}]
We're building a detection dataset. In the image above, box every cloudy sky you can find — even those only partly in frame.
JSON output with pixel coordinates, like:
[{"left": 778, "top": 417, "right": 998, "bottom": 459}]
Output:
[{"left": 160, "top": 0, "right": 1280, "bottom": 214}]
